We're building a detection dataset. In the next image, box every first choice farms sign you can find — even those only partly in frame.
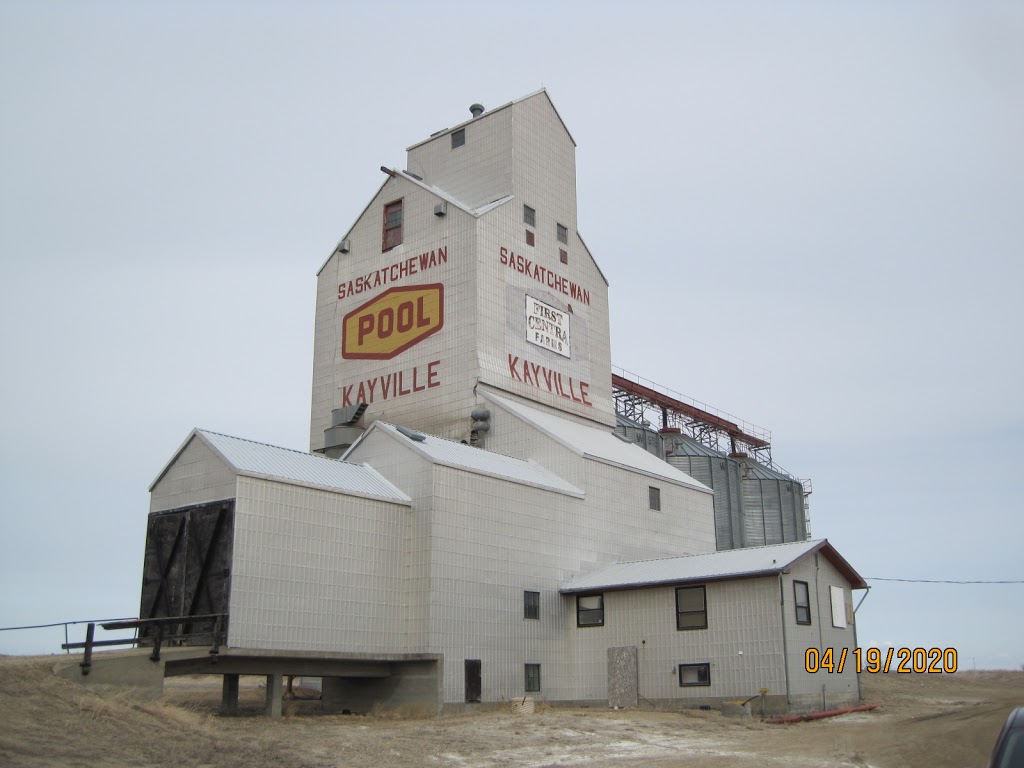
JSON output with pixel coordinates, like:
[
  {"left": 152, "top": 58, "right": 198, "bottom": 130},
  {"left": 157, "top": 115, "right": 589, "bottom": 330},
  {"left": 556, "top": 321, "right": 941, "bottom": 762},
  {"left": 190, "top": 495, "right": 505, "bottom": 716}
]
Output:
[{"left": 342, "top": 284, "right": 444, "bottom": 360}]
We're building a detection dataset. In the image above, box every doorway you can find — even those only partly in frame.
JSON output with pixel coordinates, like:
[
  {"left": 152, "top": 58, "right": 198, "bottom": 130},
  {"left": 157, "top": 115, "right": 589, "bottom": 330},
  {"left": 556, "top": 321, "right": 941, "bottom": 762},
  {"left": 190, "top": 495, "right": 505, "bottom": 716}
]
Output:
[{"left": 464, "top": 659, "right": 481, "bottom": 702}]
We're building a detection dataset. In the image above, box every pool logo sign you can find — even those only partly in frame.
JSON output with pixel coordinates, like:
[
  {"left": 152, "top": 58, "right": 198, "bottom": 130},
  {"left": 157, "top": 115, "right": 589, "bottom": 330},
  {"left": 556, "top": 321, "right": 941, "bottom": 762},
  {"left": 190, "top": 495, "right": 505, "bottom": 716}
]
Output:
[{"left": 342, "top": 284, "right": 444, "bottom": 360}]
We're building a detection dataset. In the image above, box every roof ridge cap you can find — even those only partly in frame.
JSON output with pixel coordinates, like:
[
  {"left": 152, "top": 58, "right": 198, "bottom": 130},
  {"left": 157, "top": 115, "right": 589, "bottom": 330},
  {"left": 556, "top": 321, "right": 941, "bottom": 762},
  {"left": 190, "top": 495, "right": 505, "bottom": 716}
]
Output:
[{"left": 198, "top": 428, "right": 341, "bottom": 462}]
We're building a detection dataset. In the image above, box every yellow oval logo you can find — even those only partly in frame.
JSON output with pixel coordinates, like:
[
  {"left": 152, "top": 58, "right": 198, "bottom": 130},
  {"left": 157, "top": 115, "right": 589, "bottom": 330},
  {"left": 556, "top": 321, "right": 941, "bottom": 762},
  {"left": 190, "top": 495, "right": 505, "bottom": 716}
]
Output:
[{"left": 342, "top": 284, "right": 444, "bottom": 360}]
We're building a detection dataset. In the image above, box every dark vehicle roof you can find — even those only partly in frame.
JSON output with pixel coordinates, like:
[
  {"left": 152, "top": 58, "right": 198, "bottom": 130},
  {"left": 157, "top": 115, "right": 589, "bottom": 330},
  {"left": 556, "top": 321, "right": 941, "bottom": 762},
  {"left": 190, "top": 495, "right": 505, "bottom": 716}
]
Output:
[{"left": 989, "top": 706, "right": 1024, "bottom": 768}]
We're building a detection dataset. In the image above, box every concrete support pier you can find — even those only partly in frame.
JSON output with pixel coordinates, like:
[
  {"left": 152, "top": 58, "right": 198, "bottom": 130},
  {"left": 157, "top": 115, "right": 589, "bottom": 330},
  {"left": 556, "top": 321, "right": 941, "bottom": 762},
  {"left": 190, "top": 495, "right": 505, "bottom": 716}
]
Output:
[
  {"left": 265, "top": 673, "right": 283, "bottom": 718},
  {"left": 221, "top": 674, "right": 239, "bottom": 715}
]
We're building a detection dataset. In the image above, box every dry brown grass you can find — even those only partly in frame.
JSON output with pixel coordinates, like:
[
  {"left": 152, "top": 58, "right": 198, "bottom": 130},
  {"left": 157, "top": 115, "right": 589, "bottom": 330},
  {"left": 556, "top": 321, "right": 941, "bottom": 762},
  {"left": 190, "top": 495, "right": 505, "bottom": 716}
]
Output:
[{"left": 1, "top": 654, "right": 1021, "bottom": 768}]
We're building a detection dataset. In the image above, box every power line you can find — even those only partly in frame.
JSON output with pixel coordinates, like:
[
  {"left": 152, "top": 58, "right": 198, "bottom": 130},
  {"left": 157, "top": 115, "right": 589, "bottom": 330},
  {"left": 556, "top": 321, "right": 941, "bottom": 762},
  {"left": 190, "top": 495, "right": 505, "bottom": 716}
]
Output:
[{"left": 864, "top": 577, "right": 1024, "bottom": 584}]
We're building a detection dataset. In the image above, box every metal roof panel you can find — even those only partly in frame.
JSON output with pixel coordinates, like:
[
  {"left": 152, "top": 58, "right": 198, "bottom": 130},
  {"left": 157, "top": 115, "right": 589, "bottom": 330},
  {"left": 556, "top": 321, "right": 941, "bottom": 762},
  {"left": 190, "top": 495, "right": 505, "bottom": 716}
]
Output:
[
  {"left": 373, "top": 422, "right": 583, "bottom": 497},
  {"left": 483, "top": 393, "right": 712, "bottom": 493},
  {"left": 561, "top": 540, "right": 839, "bottom": 593},
  {"left": 195, "top": 430, "right": 411, "bottom": 504}
]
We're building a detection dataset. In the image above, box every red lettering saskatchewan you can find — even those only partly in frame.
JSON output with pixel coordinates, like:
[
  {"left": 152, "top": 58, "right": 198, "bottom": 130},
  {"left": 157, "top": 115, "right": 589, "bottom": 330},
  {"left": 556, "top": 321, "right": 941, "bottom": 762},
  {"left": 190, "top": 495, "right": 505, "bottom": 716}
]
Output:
[
  {"left": 498, "top": 246, "right": 590, "bottom": 306},
  {"left": 338, "top": 246, "right": 448, "bottom": 300}
]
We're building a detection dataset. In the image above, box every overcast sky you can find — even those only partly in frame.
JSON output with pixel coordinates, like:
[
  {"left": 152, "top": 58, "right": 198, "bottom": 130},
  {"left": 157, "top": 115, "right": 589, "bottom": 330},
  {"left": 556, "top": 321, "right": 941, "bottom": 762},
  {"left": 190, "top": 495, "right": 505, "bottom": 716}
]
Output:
[{"left": 2, "top": 1, "right": 1022, "bottom": 668}]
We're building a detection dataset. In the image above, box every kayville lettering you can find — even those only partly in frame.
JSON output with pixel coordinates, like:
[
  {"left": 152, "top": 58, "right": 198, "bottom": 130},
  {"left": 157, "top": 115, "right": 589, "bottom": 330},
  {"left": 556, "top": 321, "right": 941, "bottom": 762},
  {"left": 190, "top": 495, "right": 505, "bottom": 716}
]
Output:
[
  {"left": 341, "top": 361, "right": 441, "bottom": 407},
  {"left": 499, "top": 246, "right": 591, "bottom": 306},
  {"left": 507, "top": 353, "right": 592, "bottom": 407},
  {"left": 338, "top": 247, "right": 448, "bottom": 300},
  {"left": 342, "top": 284, "right": 444, "bottom": 360}
]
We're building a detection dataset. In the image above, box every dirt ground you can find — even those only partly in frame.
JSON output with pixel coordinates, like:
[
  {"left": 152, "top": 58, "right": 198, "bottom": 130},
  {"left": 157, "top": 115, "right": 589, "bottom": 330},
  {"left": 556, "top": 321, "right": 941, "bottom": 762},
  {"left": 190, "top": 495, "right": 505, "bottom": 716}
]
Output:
[{"left": 0, "top": 654, "right": 1020, "bottom": 768}]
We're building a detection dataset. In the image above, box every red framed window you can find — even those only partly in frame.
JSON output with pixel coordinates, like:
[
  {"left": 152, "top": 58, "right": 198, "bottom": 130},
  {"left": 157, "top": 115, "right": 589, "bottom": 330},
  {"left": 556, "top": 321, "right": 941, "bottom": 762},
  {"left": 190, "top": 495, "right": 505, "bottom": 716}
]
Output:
[{"left": 382, "top": 199, "right": 403, "bottom": 251}]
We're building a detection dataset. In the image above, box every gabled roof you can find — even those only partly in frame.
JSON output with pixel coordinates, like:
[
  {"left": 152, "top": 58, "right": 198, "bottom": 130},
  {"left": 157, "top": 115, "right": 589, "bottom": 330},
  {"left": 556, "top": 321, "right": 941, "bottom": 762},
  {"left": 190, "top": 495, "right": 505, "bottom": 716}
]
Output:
[
  {"left": 406, "top": 88, "right": 577, "bottom": 151},
  {"left": 345, "top": 421, "right": 584, "bottom": 498},
  {"left": 481, "top": 393, "right": 712, "bottom": 494},
  {"left": 396, "top": 170, "right": 514, "bottom": 217},
  {"left": 316, "top": 171, "right": 516, "bottom": 276},
  {"left": 560, "top": 539, "right": 866, "bottom": 593},
  {"left": 150, "top": 429, "right": 411, "bottom": 505}
]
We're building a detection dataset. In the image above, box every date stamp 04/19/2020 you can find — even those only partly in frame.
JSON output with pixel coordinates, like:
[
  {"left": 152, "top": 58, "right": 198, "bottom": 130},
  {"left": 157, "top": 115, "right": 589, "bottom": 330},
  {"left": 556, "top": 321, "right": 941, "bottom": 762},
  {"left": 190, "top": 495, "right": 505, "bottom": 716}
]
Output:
[{"left": 805, "top": 647, "right": 958, "bottom": 674}]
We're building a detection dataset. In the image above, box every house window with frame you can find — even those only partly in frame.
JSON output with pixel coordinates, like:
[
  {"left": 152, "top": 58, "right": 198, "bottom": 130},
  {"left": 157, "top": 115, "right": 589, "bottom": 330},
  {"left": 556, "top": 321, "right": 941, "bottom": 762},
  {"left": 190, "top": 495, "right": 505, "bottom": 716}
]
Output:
[
  {"left": 794, "top": 580, "right": 811, "bottom": 625},
  {"left": 678, "top": 663, "right": 711, "bottom": 687},
  {"left": 556, "top": 223, "right": 568, "bottom": 243},
  {"left": 524, "top": 205, "right": 536, "bottom": 227},
  {"left": 382, "top": 199, "right": 403, "bottom": 251},
  {"left": 451, "top": 128, "right": 465, "bottom": 149},
  {"left": 576, "top": 594, "right": 604, "bottom": 627},
  {"left": 676, "top": 585, "right": 707, "bottom": 630},
  {"left": 524, "top": 663, "right": 541, "bottom": 692},
  {"left": 524, "top": 590, "right": 540, "bottom": 620},
  {"left": 649, "top": 486, "right": 661, "bottom": 511}
]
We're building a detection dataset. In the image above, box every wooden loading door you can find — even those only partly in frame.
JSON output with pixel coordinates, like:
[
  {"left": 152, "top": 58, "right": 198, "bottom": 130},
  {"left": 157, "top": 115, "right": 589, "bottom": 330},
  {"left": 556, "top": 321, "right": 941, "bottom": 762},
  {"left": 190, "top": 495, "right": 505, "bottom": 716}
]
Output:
[{"left": 139, "top": 499, "right": 234, "bottom": 644}]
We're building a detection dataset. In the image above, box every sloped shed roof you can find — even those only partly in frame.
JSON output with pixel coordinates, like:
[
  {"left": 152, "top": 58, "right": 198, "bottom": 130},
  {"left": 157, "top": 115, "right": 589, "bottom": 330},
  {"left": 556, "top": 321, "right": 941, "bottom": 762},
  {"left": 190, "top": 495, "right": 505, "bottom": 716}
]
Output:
[
  {"left": 560, "top": 539, "right": 866, "bottom": 593},
  {"left": 483, "top": 393, "right": 712, "bottom": 493},
  {"left": 151, "top": 429, "right": 411, "bottom": 504},
  {"left": 347, "top": 422, "right": 584, "bottom": 498}
]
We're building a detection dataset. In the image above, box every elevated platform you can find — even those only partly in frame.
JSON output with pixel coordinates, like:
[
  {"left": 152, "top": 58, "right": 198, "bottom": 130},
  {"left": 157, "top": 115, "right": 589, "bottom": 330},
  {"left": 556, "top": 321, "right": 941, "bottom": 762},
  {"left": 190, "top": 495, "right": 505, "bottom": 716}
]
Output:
[{"left": 56, "top": 646, "right": 443, "bottom": 718}]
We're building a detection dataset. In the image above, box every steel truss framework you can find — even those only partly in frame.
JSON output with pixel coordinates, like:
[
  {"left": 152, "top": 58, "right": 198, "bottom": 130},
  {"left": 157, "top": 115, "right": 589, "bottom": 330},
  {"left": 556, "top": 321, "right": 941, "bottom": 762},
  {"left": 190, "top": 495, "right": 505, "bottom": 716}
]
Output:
[{"left": 611, "top": 371, "right": 774, "bottom": 468}]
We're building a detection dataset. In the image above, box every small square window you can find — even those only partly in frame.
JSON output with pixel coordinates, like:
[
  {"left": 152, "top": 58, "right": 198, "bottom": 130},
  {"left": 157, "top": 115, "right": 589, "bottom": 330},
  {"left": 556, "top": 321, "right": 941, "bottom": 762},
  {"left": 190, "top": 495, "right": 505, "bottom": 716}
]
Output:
[
  {"left": 556, "top": 223, "right": 568, "bottom": 244},
  {"left": 676, "top": 585, "right": 708, "bottom": 630},
  {"left": 576, "top": 594, "right": 604, "bottom": 627},
  {"left": 524, "top": 205, "right": 536, "bottom": 227},
  {"left": 794, "top": 580, "right": 811, "bottom": 625},
  {"left": 451, "top": 128, "right": 465, "bottom": 149},
  {"left": 559, "top": 249, "right": 568, "bottom": 264},
  {"left": 382, "top": 199, "right": 403, "bottom": 251},
  {"left": 524, "top": 590, "right": 540, "bottom": 620},
  {"left": 526, "top": 230, "right": 535, "bottom": 247},
  {"left": 524, "top": 663, "right": 541, "bottom": 692},
  {"left": 649, "top": 486, "right": 661, "bottom": 511},
  {"left": 679, "top": 663, "right": 711, "bottom": 687}
]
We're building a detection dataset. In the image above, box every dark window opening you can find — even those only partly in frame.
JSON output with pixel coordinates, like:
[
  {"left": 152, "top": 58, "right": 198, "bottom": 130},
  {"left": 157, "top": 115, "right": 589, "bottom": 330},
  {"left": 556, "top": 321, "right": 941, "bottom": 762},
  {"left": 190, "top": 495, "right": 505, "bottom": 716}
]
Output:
[
  {"left": 794, "top": 580, "right": 811, "bottom": 625},
  {"left": 577, "top": 594, "right": 604, "bottom": 627},
  {"left": 560, "top": 249, "right": 568, "bottom": 264},
  {"left": 649, "top": 486, "right": 661, "bottom": 511},
  {"left": 382, "top": 199, "right": 403, "bottom": 251},
  {"left": 676, "top": 585, "right": 707, "bottom": 630},
  {"left": 451, "top": 128, "right": 465, "bottom": 149},
  {"left": 524, "top": 205, "right": 536, "bottom": 227},
  {"left": 679, "top": 663, "right": 710, "bottom": 687},
  {"left": 524, "top": 590, "right": 540, "bottom": 620},
  {"left": 526, "top": 230, "right": 535, "bottom": 246},
  {"left": 556, "top": 223, "right": 568, "bottom": 244},
  {"left": 524, "top": 663, "right": 541, "bottom": 692},
  {"left": 465, "top": 659, "right": 481, "bottom": 702}
]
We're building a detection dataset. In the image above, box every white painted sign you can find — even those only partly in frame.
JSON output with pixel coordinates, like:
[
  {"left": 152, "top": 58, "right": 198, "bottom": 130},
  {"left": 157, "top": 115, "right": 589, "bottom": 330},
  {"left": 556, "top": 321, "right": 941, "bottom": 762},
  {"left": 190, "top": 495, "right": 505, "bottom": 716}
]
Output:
[{"left": 525, "top": 296, "right": 570, "bottom": 358}]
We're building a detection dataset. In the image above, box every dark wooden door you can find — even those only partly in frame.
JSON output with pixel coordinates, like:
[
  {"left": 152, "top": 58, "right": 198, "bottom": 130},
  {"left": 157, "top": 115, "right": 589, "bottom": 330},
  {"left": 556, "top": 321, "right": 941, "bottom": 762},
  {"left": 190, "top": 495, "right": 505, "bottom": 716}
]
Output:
[
  {"left": 465, "top": 659, "right": 481, "bottom": 702},
  {"left": 139, "top": 500, "right": 234, "bottom": 643}
]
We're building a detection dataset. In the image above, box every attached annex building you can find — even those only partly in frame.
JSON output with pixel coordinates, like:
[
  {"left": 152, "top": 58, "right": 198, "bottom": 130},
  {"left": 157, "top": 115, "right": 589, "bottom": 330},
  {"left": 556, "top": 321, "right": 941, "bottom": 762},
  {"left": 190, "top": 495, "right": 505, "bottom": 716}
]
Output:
[{"left": 143, "top": 91, "right": 865, "bottom": 715}]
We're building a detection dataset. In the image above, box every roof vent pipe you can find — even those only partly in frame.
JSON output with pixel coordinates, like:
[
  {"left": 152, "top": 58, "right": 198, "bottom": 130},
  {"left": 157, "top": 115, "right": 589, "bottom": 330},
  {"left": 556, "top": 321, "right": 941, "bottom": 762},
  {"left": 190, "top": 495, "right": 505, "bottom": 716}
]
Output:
[{"left": 469, "top": 103, "right": 484, "bottom": 118}]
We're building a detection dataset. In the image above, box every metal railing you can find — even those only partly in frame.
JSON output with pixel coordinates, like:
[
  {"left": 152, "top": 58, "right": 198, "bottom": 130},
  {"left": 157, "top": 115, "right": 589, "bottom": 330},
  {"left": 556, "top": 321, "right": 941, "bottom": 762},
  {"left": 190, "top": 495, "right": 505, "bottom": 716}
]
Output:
[{"left": 0, "top": 617, "right": 138, "bottom": 654}]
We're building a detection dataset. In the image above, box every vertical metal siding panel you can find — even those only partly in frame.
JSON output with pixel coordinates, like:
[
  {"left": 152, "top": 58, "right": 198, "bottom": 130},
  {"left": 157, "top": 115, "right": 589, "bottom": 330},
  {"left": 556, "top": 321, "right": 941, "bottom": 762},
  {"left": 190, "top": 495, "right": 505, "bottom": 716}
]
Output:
[
  {"left": 797, "top": 484, "right": 809, "bottom": 539},
  {"left": 763, "top": 481, "right": 783, "bottom": 544},
  {"left": 742, "top": 479, "right": 766, "bottom": 546},
  {"left": 780, "top": 482, "right": 798, "bottom": 541},
  {"left": 710, "top": 458, "right": 735, "bottom": 551},
  {"left": 687, "top": 457, "right": 713, "bottom": 489},
  {"left": 727, "top": 460, "right": 744, "bottom": 549}
]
